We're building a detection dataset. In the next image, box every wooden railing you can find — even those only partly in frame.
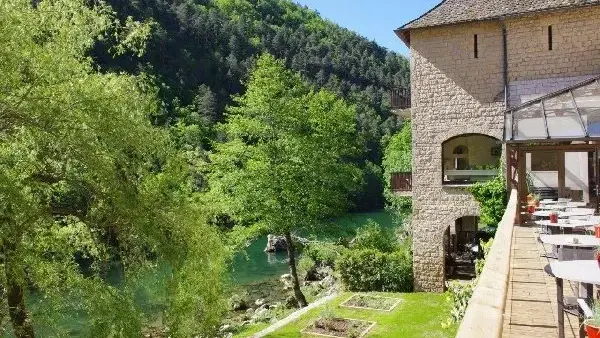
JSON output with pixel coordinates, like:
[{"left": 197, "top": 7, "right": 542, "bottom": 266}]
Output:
[
  {"left": 390, "top": 88, "right": 411, "bottom": 110},
  {"left": 391, "top": 172, "right": 412, "bottom": 192},
  {"left": 456, "top": 189, "right": 518, "bottom": 338}
]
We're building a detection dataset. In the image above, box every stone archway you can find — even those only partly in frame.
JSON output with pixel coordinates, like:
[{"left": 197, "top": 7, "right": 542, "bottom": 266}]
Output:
[
  {"left": 445, "top": 216, "right": 479, "bottom": 281},
  {"left": 413, "top": 207, "right": 483, "bottom": 291}
]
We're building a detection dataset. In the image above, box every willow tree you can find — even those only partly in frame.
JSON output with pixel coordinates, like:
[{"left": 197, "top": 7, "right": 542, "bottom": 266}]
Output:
[
  {"left": 209, "top": 54, "right": 361, "bottom": 307},
  {"left": 0, "top": 1, "right": 226, "bottom": 337}
]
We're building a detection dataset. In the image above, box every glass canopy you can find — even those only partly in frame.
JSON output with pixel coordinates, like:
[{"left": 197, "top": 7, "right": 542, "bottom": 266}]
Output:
[{"left": 505, "top": 77, "right": 600, "bottom": 142}]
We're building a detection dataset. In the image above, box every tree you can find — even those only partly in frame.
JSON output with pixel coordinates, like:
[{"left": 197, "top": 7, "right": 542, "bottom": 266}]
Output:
[
  {"left": 382, "top": 121, "right": 412, "bottom": 217},
  {"left": 209, "top": 54, "right": 361, "bottom": 307},
  {"left": 0, "top": 1, "right": 225, "bottom": 336}
]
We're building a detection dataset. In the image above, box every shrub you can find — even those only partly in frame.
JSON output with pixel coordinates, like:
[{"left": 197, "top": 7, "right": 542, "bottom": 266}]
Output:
[
  {"left": 297, "top": 256, "right": 317, "bottom": 279},
  {"left": 336, "top": 248, "right": 413, "bottom": 292},
  {"left": 304, "top": 242, "right": 344, "bottom": 267},
  {"left": 441, "top": 280, "right": 476, "bottom": 328},
  {"left": 350, "top": 220, "right": 398, "bottom": 253},
  {"left": 468, "top": 172, "right": 507, "bottom": 228},
  {"left": 475, "top": 238, "right": 494, "bottom": 277}
]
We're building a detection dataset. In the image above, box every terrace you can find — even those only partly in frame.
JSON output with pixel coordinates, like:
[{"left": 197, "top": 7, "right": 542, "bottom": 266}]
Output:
[{"left": 458, "top": 76, "right": 600, "bottom": 338}]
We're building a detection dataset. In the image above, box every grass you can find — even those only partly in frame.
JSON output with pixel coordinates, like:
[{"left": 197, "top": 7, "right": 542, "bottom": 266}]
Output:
[{"left": 243, "top": 292, "right": 455, "bottom": 338}]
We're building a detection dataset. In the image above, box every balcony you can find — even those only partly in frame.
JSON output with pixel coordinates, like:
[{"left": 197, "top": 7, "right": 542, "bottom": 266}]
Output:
[
  {"left": 391, "top": 172, "right": 412, "bottom": 196},
  {"left": 390, "top": 88, "right": 411, "bottom": 111}
]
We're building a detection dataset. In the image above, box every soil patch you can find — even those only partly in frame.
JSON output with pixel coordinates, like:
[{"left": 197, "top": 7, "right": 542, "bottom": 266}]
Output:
[
  {"left": 301, "top": 318, "right": 375, "bottom": 338},
  {"left": 339, "top": 294, "right": 401, "bottom": 312}
]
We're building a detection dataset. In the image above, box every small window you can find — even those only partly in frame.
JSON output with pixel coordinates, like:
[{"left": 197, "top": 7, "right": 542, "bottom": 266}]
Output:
[
  {"left": 474, "top": 34, "right": 478, "bottom": 58},
  {"left": 548, "top": 25, "right": 553, "bottom": 51}
]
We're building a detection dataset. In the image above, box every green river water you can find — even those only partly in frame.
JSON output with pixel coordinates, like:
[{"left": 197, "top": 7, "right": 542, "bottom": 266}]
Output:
[{"left": 231, "top": 210, "right": 395, "bottom": 284}]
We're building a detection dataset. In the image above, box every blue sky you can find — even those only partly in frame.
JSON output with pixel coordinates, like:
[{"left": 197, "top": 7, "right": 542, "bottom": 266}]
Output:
[{"left": 293, "top": 1, "right": 441, "bottom": 56}]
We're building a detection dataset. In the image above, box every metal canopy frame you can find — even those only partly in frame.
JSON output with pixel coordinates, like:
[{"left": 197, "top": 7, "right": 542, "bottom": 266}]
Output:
[{"left": 504, "top": 75, "right": 600, "bottom": 143}]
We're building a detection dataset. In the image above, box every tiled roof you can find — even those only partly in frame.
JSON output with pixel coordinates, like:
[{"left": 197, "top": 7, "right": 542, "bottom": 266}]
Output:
[{"left": 398, "top": 0, "right": 600, "bottom": 31}]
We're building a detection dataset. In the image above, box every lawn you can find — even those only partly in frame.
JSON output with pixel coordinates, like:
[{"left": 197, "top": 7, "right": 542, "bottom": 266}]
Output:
[{"left": 255, "top": 292, "right": 455, "bottom": 338}]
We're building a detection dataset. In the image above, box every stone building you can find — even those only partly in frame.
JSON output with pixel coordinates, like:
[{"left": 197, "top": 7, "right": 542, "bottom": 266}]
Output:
[{"left": 394, "top": 0, "right": 600, "bottom": 292}]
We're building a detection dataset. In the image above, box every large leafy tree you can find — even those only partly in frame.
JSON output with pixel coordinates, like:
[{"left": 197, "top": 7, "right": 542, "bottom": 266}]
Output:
[
  {"left": 209, "top": 54, "right": 361, "bottom": 307},
  {"left": 0, "top": 1, "right": 225, "bottom": 337},
  {"left": 100, "top": 0, "right": 409, "bottom": 211}
]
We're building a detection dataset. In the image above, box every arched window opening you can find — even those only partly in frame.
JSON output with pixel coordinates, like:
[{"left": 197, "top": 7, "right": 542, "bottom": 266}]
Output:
[{"left": 442, "top": 134, "right": 501, "bottom": 185}]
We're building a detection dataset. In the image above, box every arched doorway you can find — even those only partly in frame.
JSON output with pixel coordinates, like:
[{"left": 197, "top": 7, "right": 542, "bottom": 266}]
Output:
[{"left": 444, "top": 216, "right": 480, "bottom": 280}]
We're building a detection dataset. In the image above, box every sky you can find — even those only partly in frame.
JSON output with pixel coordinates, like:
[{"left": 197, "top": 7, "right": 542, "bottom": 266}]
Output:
[{"left": 293, "top": 0, "right": 441, "bottom": 56}]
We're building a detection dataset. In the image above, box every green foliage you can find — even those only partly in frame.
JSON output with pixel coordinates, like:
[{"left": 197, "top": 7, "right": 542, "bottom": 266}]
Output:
[
  {"left": 209, "top": 53, "right": 362, "bottom": 236},
  {"left": 350, "top": 220, "right": 398, "bottom": 253},
  {"left": 585, "top": 301, "right": 600, "bottom": 327},
  {"left": 468, "top": 171, "right": 508, "bottom": 228},
  {"left": 209, "top": 53, "right": 362, "bottom": 305},
  {"left": 304, "top": 243, "right": 344, "bottom": 267},
  {"left": 444, "top": 239, "right": 494, "bottom": 328},
  {"left": 475, "top": 238, "right": 494, "bottom": 277},
  {"left": 258, "top": 292, "right": 456, "bottom": 338},
  {"left": 441, "top": 281, "right": 476, "bottom": 328},
  {"left": 100, "top": 0, "right": 410, "bottom": 211},
  {"left": 382, "top": 121, "right": 412, "bottom": 174},
  {"left": 382, "top": 121, "right": 413, "bottom": 219},
  {"left": 336, "top": 249, "right": 413, "bottom": 292},
  {"left": 0, "top": 1, "right": 226, "bottom": 336}
]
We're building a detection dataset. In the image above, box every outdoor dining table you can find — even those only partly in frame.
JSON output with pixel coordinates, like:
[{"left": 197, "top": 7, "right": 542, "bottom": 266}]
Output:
[
  {"left": 539, "top": 234, "right": 600, "bottom": 247},
  {"left": 532, "top": 210, "right": 595, "bottom": 218},
  {"left": 544, "top": 260, "right": 600, "bottom": 338},
  {"left": 535, "top": 219, "right": 596, "bottom": 236},
  {"left": 536, "top": 202, "right": 588, "bottom": 211},
  {"left": 536, "top": 219, "right": 598, "bottom": 229},
  {"left": 541, "top": 199, "right": 572, "bottom": 204}
]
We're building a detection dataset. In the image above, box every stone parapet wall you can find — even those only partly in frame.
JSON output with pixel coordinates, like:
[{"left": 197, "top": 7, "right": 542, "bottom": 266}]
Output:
[{"left": 456, "top": 190, "right": 517, "bottom": 338}]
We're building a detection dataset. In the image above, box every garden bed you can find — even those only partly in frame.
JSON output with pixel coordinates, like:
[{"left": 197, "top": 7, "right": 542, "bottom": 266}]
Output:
[
  {"left": 340, "top": 294, "right": 401, "bottom": 312},
  {"left": 301, "top": 318, "right": 375, "bottom": 338}
]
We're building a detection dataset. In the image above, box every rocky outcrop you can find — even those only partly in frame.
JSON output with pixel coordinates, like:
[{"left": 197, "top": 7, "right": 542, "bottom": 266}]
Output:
[
  {"left": 264, "top": 234, "right": 288, "bottom": 252},
  {"left": 264, "top": 234, "right": 309, "bottom": 252}
]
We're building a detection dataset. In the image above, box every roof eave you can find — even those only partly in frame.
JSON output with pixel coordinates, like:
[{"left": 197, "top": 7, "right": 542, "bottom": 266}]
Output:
[{"left": 395, "top": 28, "right": 410, "bottom": 47}]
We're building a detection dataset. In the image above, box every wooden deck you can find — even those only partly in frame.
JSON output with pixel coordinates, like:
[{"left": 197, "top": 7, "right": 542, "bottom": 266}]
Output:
[{"left": 502, "top": 224, "right": 580, "bottom": 338}]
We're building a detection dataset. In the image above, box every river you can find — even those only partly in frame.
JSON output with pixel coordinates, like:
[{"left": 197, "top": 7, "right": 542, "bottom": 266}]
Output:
[{"left": 230, "top": 210, "right": 395, "bottom": 285}]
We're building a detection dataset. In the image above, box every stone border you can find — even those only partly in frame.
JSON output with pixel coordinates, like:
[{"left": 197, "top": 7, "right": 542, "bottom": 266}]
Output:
[
  {"left": 339, "top": 294, "right": 401, "bottom": 312},
  {"left": 251, "top": 293, "right": 338, "bottom": 338},
  {"left": 300, "top": 318, "right": 376, "bottom": 338},
  {"left": 456, "top": 189, "right": 518, "bottom": 338}
]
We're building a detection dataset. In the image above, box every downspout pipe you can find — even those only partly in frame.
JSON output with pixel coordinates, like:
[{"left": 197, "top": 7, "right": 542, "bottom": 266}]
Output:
[{"left": 502, "top": 24, "right": 509, "bottom": 108}]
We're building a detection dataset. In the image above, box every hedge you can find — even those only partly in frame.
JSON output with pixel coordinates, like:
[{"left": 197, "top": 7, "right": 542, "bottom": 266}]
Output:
[{"left": 336, "top": 248, "right": 413, "bottom": 292}]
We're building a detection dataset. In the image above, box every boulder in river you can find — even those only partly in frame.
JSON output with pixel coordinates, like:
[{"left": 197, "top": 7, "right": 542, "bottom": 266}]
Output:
[
  {"left": 264, "top": 234, "right": 288, "bottom": 252},
  {"left": 264, "top": 234, "right": 309, "bottom": 252}
]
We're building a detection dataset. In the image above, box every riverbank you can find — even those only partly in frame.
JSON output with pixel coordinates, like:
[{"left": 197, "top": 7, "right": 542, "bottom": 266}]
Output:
[{"left": 223, "top": 210, "right": 398, "bottom": 337}]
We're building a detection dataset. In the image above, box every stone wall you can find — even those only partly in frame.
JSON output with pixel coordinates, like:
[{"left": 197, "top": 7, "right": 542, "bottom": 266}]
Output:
[
  {"left": 410, "top": 21, "right": 505, "bottom": 292},
  {"left": 408, "top": 4, "right": 600, "bottom": 292},
  {"left": 505, "top": 6, "right": 600, "bottom": 83}
]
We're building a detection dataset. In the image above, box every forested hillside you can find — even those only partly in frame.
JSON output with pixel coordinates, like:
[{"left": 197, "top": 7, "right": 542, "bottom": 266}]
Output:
[{"left": 96, "top": 0, "right": 410, "bottom": 210}]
